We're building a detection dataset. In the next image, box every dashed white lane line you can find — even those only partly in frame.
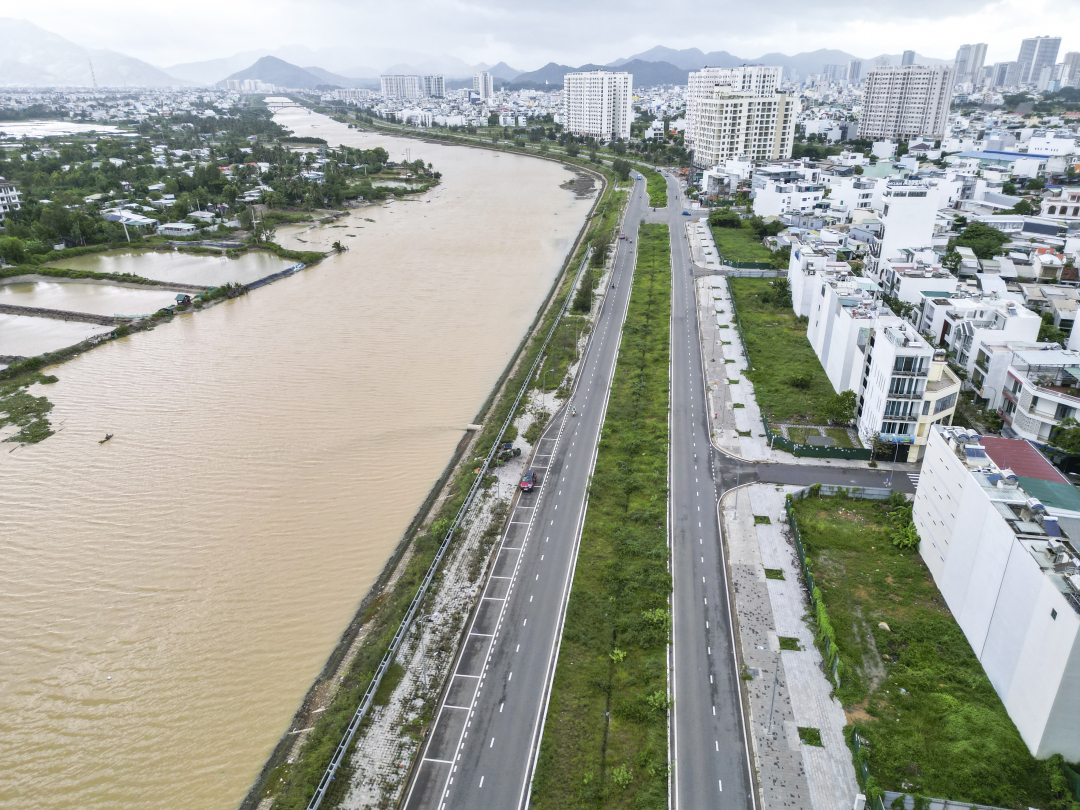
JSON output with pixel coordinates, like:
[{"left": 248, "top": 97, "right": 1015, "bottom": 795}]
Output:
[{"left": 479, "top": 776, "right": 485, "bottom": 788}]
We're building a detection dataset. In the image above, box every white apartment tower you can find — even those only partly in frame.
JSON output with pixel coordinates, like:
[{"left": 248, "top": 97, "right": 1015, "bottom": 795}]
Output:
[
  {"left": 562, "top": 71, "right": 633, "bottom": 141},
  {"left": 473, "top": 71, "right": 494, "bottom": 100},
  {"left": 685, "top": 66, "right": 795, "bottom": 167},
  {"left": 1017, "top": 36, "right": 1062, "bottom": 85},
  {"left": 954, "top": 43, "right": 988, "bottom": 86},
  {"left": 857, "top": 65, "right": 955, "bottom": 141},
  {"left": 847, "top": 59, "right": 864, "bottom": 84},
  {"left": 380, "top": 75, "right": 423, "bottom": 99},
  {"left": 421, "top": 75, "right": 445, "bottom": 98}
]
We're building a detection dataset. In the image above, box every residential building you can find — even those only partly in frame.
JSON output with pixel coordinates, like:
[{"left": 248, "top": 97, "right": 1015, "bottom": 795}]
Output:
[
  {"left": 158, "top": 222, "right": 197, "bottom": 237},
  {"left": 847, "top": 59, "right": 863, "bottom": 84},
  {"left": 1017, "top": 36, "right": 1062, "bottom": 85},
  {"left": 999, "top": 349, "right": 1080, "bottom": 441},
  {"left": 0, "top": 176, "right": 20, "bottom": 221},
  {"left": 877, "top": 180, "right": 940, "bottom": 261},
  {"left": 902, "top": 50, "right": 916, "bottom": 67},
  {"left": 953, "top": 43, "right": 988, "bottom": 86},
  {"left": 473, "top": 71, "right": 494, "bottom": 100},
  {"left": 751, "top": 164, "right": 824, "bottom": 217},
  {"left": 562, "top": 70, "right": 632, "bottom": 141},
  {"left": 857, "top": 66, "right": 955, "bottom": 141},
  {"left": 380, "top": 75, "right": 423, "bottom": 99},
  {"left": 877, "top": 256, "right": 958, "bottom": 303},
  {"left": 1064, "top": 53, "right": 1080, "bottom": 86},
  {"left": 913, "top": 425, "right": 1080, "bottom": 760},
  {"left": 919, "top": 295, "right": 1042, "bottom": 379},
  {"left": 990, "top": 61, "right": 1021, "bottom": 89},
  {"left": 685, "top": 66, "right": 796, "bottom": 165},
  {"left": 421, "top": 75, "right": 445, "bottom": 98}
]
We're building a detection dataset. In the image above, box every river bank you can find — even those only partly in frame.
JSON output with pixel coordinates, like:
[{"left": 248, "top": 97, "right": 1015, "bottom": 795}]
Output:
[{"left": 0, "top": 110, "right": 600, "bottom": 810}]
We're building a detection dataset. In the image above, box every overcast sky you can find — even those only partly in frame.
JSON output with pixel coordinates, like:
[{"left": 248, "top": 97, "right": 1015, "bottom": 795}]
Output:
[{"left": 17, "top": 0, "right": 1080, "bottom": 69}]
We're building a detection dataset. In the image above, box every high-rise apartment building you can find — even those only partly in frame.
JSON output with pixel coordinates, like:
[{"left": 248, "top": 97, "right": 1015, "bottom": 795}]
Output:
[
  {"left": 1017, "top": 36, "right": 1062, "bottom": 84},
  {"left": 1063, "top": 53, "right": 1080, "bottom": 86},
  {"left": 902, "top": 50, "right": 916, "bottom": 66},
  {"left": 847, "top": 59, "right": 864, "bottom": 84},
  {"left": 473, "top": 71, "right": 494, "bottom": 100},
  {"left": 421, "top": 75, "right": 445, "bottom": 98},
  {"left": 990, "top": 61, "right": 1021, "bottom": 89},
  {"left": 562, "top": 70, "right": 633, "bottom": 141},
  {"left": 380, "top": 75, "right": 423, "bottom": 99},
  {"left": 857, "top": 65, "right": 955, "bottom": 141},
  {"left": 822, "top": 63, "right": 846, "bottom": 82},
  {"left": 685, "top": 66, "right": 795, "bottom": 165},
  {"left": 684, "top": 65, "right": 795, "bottom": 167},
  {"left": 954, "top": 43, "right": 988, "bottom": 85}
]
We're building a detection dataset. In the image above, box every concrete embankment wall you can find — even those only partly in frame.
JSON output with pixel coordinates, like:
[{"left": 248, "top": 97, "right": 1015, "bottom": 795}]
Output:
[{"left": 0, "top": 303, "right": 130, "bottom": 326}]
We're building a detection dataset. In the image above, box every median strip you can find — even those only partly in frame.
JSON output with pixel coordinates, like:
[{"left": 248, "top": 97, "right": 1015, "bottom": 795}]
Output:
[{"left": 531, "top": 224, "right": 671, "bottom": 808}]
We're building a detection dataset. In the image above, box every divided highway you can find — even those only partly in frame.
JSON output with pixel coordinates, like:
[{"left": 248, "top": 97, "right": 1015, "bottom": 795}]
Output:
[{"left": 402, "top": 172, "right": 650, "bottom": 810}]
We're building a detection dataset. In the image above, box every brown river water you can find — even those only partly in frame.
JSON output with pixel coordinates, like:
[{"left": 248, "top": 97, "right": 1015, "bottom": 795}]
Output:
[{"left": 0, "top": 110, "right": 594, "bottom": 809}]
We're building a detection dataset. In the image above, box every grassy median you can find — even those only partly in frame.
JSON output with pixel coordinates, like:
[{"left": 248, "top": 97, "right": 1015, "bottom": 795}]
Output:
[
  {"left": 791, "top": 492, "right": 1078, "bottom": 809},
  {"left": 532, "top": 224, "right": 671, "bottom": 810},
  {"left": 633, "top": 164, "right": 668, "bottom": 209},
  {"left": 728, "top": 278, "right": 834, "bottom": 424}
]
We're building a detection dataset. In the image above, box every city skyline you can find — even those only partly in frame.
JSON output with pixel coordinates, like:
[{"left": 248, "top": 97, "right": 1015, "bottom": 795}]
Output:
[{"left": 6, "top": 0, "right": 1076, "bottom": 73}]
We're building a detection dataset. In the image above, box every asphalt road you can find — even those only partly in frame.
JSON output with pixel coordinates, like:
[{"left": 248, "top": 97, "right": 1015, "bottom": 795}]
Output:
[{"left": 402, "top": 172, "right": 650, "bottom": 810}]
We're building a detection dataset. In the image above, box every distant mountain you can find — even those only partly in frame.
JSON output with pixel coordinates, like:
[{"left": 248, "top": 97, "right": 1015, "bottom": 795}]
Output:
[
  {"left": 222, "top": 56, "right": 328, "bottom": 90},
  {"left": 608, "top": 47, "right": 744, "bottom": 71},
  {"left": 870, "top": 52, "right": 952, "bottom": 67},
  {"left": 302, "top": 65, "right": 370, "bottom": 88},
  {"left": 489, "top": 61, "right": 522, "bottom": 81},
  {"left": 509, "top": 59, "right": 688, "bottom": 89},
  {"left": 0, "top": 17, "right": 186, "bottom": 87},
  {"left": 167, "top": 50, "right": 272, "bottom": 85}
]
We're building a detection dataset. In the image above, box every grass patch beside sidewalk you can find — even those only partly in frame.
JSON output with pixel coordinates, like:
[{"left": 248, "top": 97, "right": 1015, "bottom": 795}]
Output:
[
  {"left": 728, "top": 278, "right": 835, "bottom": 424},
  {"left": 710, "top": 223, "right": 772, "bottom": 263},
  {"left": 532, "top": 224, "right": 671, "bottom": 810},
  {"left": 790, "top": 491, "right": 1077, "bottom": 809}
]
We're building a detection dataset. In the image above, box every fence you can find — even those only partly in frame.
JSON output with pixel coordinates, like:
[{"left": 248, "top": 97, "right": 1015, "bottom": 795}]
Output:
[
  {"left": 882, "top": 792, "right": 1015, "bottom": 810},
  {"left": 724, "top": 268, "right": 781, "bottom": 277},
  {"left": 851, "top": 728, "right": 886, "bottom": 810},
  {"left": 726, "top": 286, "right": 874, "bottom": 460}
]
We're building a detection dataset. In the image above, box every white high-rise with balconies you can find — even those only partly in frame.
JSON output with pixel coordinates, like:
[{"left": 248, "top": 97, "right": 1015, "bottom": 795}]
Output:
[
  {"left": 857, "top": 65, "right": 954, "bottom": 141},
  {"left": 1017, "top": 36, "right": 1062, "bottom": 85},
  {"left": 473, "top": 71, "right": 494, "bottom": 100},
  {"left": 380, "top": 75, "right": 423, "bottom": 99},
  {"left": 562, "top": 70, "right": 632, "bottom": 141},
  {"left": 685, "top": 66, "right": 795, "bottom": 167}
]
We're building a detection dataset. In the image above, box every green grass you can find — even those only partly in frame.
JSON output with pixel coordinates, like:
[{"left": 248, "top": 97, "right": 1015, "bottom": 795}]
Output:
[
  {"left": 791, "top": 493, "right": 1078, "bottom": 808},
  {"left": 710, "top": 223, "right": 772, "bottom": 263},
  {"left": 754, "top": 515, "right": 772, "bottom": 525},
  {"left": 778, "top": 636, "right": 800, "bottom": 651},
  {"left": 728, "top": 279, "right": 835, "bottom": 424},
  {"left": 823, "top": 427, "right": 858, "bottom": 448},
  {"left": 639, "top": 165, "right": 667, "bottom": 209},
  {"left": 532, "top": 224, "right": 671, "bottom": 810},
  {"left": 787, "top": 427, "right": 822, "bottom": 446},
  {"left": 0, "top": 371, "right": 58, "bottom": 443},
  {"left": 798, "top": 727, "right": 824, "bottom": 747},
  {"left": 764, "top": 568, "right": 785, "bottom": 580}
]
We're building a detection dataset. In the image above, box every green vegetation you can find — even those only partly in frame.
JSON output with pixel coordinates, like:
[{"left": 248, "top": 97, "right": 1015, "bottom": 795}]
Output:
[
  {"left": 533, "top": 224, "right": 671, "bottom": 810},
  {"left": 778, "top": 636, "right": 800, "bottom": 650},
  {"left": 765, "top": 568, "right": 786, "bottom": 581},
  {"left": 791, "top": 492, "right": 1080, "bottom": 809},
  {"left": 823, "top": 428, "right": 856, "bottom": 448},
  {"left": 949, "top": 221, "right": 1009, "bottom": 260},
  {"left": 634, "top": 164, "right": 667, "bottom": 208},
  {"left": 710, "top": 223, "right": 773, "bottom": 264},
  {"left": 754, "top": 515, "right": 772, "bottom": 525},
  {"left": 798, "top": 727, "right": 824, "bottom": 747},
  {"left": 0, "top": 371, "right": 58, "bottom": 443},
  {"left": 728, "top": 278, "right": 835, "bottom": 423}
]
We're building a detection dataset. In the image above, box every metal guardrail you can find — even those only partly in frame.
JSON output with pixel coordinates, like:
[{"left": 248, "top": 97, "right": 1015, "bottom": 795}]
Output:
[{"left": 305, "top": 247, "right": 594, "bottom": 810}]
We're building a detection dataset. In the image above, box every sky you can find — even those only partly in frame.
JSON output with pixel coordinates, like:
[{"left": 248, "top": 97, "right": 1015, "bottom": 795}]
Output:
[{"left": 10, "top": 0, "right": 1080, "bottom": 70}]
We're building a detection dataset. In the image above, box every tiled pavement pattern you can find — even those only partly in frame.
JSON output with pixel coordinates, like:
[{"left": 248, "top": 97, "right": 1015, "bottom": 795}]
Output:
[{"left": 723, "top": 483, "right": 860, "bottom": 810}]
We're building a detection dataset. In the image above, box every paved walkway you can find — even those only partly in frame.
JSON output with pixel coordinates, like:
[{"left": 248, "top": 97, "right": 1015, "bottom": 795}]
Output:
[
  {"left": 696, "top": 274, "right": 910, "bottom": 472},
  {"left": 723, "top": 483, "right": 860, "bottom": 810}
]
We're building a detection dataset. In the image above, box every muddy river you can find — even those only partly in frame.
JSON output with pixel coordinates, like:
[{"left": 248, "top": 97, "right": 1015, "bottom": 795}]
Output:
[{"left": 0, "top": 111, "right": 595, "bottom": 808}]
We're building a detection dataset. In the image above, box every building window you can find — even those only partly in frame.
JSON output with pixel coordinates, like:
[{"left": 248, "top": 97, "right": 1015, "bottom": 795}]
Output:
[
  {"left": 934, "top": 393, "right": 957, "bottom": 414},
  {"left": 923, "top": 400, "right": 931, "bottom": 415},
  {"left": 1052, "top": 608, "right": 1058, "bottom": 620}
]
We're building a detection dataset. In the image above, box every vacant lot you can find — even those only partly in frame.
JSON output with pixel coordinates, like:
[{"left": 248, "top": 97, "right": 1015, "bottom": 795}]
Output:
[
  {"left": 728, "top": 278, "right": 835, "bottom": 423},
  {"left": 711, "top": 223, "right": 772, "bottom": 263},
  {"left": 791, "top": 492, "right": 1076, "bottom": 809}
]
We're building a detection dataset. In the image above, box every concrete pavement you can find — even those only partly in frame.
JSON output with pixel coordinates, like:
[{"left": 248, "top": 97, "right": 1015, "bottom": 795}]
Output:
[{"left": 401, "top": 173, "right": 650, "bottom": 810}]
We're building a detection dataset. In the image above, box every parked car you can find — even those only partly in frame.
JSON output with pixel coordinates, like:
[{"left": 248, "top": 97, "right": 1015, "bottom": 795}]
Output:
[
  {"left": 682, "top": 211, "right": 691, "bottom": 216},
  {"left": 520, "top": 470, "right": 536, "bottom": 491}
]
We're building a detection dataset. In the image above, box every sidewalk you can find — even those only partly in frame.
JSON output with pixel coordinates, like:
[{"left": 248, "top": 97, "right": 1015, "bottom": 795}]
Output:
[
  {"left": 697, "top": 274, "right": 911, "bottom": 471},
  {"left": 723, "top": 483, "right": 860, "bottom": 810}
]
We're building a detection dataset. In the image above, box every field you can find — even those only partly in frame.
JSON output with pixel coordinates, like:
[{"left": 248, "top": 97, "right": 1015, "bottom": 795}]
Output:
[
  {"left": 791, "top": 492, "right": 1077, "bottom": 809},
  {"left": 728, "top": 278, "right": 836, "bottom": 423},
  {"left": 711, "top": 223, "right": 773, "bottom": 263},
  {"left": 531, "top": 224, "right": 671, "bottom": 810}
]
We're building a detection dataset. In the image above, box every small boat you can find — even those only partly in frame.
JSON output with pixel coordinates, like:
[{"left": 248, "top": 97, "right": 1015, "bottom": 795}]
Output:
[{"left": 99, "top": 434, "right": 113, "bottom": 444}]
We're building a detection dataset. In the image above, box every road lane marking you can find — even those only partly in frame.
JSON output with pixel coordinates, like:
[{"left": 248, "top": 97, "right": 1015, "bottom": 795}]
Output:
[
  {"left": 479, "top": 776, "right": 485, "bottom": 788},
  {"left": 424, "top": 757, "right": 454, "bottom": 764},
  {"left": 490, "top": 738, "right": 495, "bottom": 748},
  {"left": 509, "top": 672, "right": 513, "bottom": 680}
]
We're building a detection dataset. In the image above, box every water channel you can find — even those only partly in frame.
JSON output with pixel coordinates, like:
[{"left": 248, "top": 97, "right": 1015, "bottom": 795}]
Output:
[{"left": 0, "top": 111, "right": 595, "bottom": 808}]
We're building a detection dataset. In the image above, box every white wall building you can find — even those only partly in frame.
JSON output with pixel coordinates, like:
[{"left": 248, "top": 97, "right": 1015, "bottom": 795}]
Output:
[
  {"left": 913, "top": 425, "right": 1080, "bottom": 760},
  {"left": 877, "top": 180, "right": 940, "bottom": 261},
  {"left": 562, "top": 71, "right": 632, "bottom": 141},
  {"left": 380, "top": 75, "right": 423, "bottom": 99},
  {"left": 421, "top": 75, "right": 445, "bottom": 98},
  {"left": 920, "top": 296, "right": 1042, "bottom": 380},
  {"left": 858, "top": 66, "right": 955, "bottom": 141},
  {"left": 685, "top": 66, "right": 795, "bottom": 166},
  {"left": 0, "top": 176, "right": 20, "bottom": 221},
  {"left": 473, "top": 71, "right": 494, "bottom": 100},
  {"left": 1000, "top": 349, "right": 1080, "bottom": 442}
]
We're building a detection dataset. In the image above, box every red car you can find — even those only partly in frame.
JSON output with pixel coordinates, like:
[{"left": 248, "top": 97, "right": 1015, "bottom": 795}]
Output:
[{"left": 520, "top": 470, "right": 536, "bottom": 491}]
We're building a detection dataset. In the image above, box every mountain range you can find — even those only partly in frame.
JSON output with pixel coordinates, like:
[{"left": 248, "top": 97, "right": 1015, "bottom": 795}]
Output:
[{"left": 0, "top": 17, "right": 952, "bottom": 89}]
